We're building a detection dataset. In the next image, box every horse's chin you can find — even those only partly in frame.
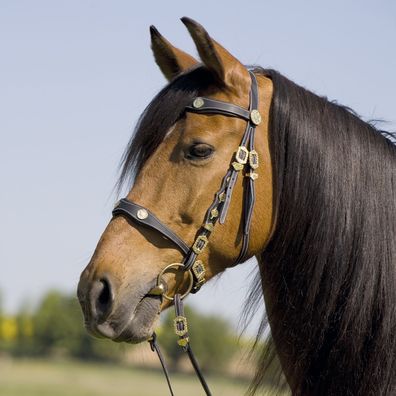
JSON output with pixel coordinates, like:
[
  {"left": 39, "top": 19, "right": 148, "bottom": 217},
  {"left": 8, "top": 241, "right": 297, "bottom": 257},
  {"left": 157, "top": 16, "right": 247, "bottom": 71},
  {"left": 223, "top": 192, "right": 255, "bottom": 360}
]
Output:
[
  {"left": 117, "top": 294, "right": 162, "bottom": 343},
  {"left": 90, "top": 294, "right": 162, "bottom": 344}
]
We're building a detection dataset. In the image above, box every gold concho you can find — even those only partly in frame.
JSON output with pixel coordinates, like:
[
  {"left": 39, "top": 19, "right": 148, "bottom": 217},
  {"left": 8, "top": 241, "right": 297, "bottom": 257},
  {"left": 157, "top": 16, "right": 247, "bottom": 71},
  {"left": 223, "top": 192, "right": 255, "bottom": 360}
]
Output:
[
  {"left": 210, "top": 208, "right": 219, "bottom": 219},
  {"left": 232, "top": 161, "right": 244, "bottom": 171},
  {"left": 246, "top": 172, "right": 259, "bottom": 180},
  {"left": 192, "top": 260, "right": 206, "bottom": 280},
  {"left": 193, "top": 97, "right": 204, "bottom": 109},
  {"left": 192, "top": 235, "right": 209, "bottom": 254},
  {"left": 250, "top": 109, "right": 262, "bottom": 126},
  {"left": 236, "top": 146, "right": 249, "bottom": 164},
  {"left": 249, "top": 150, "right": 259, "bottom": 169},
  {"left": 174, "top": 315, "right": 188, "bottom": 336}
]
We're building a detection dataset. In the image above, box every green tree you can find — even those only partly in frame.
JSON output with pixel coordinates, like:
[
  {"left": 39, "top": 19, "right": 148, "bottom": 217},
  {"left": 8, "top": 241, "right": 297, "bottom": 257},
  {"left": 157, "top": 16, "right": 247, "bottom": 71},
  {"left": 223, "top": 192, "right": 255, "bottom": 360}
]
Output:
[
  {"left": 159, "top": 305, "right": 238, "bottom": 373},
  {"left": 31, "top": 290, "right": 122, "bottom": 361},
  {"left": 12, "top": 303, "right": 35, "bottom": 356}
]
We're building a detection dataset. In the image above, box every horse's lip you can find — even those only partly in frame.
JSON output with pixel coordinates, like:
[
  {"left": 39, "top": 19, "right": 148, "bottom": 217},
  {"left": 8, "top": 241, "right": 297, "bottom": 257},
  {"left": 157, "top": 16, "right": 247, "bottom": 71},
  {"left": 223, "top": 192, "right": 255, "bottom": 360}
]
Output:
[
  {"left": 90, "top": 291, "right": 161, "bottom": 343},
  {"left": 113, "top": 294, "right": 162, "bottom": 343}
]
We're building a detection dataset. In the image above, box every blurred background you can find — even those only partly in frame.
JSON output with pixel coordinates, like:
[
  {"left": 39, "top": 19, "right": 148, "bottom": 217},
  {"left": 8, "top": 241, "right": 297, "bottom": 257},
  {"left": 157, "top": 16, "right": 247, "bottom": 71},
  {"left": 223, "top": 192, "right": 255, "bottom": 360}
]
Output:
[{"left": 1, "top": 1, "right": 395, "bottom": 395}]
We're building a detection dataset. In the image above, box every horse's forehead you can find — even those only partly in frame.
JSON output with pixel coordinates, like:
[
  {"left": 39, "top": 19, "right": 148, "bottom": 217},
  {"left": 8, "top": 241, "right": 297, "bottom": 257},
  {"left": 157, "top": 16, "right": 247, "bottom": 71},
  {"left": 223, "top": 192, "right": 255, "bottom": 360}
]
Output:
[
  {"left": 161, "top": 116, "right": 243, "bottom": 150},
  {"left": 160, "top": 88, "right": 252, "bottom": 144}
]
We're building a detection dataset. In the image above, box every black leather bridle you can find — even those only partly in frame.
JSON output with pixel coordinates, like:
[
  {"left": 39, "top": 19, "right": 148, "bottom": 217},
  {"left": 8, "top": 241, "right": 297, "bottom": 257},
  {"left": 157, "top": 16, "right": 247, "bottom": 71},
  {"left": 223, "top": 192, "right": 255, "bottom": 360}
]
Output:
[{"left": 112, "top": 71, "right": 261, "bottom": 395}]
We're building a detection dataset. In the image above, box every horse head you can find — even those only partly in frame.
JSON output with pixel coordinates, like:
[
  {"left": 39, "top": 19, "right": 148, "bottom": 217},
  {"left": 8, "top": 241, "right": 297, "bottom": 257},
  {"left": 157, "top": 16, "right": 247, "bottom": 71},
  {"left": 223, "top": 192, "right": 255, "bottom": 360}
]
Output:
[{"left": 77, "top": 18, "right": 274, "bottom": 344}]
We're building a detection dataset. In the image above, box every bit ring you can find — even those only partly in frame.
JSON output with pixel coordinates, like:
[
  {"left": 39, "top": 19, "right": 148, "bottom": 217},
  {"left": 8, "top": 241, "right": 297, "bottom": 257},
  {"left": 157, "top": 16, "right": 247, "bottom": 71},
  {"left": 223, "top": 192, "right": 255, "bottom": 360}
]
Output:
[{"left": 157, "top": 263, "right": 193, "bottom": 301}]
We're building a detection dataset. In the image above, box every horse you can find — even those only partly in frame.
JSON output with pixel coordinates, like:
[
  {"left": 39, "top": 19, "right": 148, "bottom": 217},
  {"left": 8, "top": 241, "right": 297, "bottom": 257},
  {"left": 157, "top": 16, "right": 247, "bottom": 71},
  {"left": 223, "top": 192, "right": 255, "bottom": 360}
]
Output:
[{"left": 77, "top": 17, "right": 396, "bottom": 395}]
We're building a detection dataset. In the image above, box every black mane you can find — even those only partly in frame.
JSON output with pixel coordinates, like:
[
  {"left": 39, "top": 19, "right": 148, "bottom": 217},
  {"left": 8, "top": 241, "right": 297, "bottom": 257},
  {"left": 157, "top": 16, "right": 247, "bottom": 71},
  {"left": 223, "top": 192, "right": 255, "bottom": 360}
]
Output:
[{"left": 251, "top": 68, "right": 396, "bottom": 395}]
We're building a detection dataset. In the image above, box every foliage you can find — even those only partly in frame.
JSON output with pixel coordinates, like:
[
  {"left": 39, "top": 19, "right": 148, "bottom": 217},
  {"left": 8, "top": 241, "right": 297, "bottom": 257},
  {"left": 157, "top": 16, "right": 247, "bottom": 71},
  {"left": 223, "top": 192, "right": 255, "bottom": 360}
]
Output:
[
  {"left": 159, "top": 305, "right": 238, "bottom": 373},
  {"left": 0, "top": 290, "right": 238, "bottom": 372},
  {"left": 33, "top": 290, "right": 123, "bottom": 361},
  {"left": 0, "top": 290, "right": 122, "bottom": 361}
]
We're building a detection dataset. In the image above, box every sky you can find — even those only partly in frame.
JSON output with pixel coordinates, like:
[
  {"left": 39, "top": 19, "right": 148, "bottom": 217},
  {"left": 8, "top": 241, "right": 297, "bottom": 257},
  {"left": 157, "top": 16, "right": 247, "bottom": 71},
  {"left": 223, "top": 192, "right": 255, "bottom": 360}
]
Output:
[{"left": 1, "top": 0, "right": 395, "bottom": 335}]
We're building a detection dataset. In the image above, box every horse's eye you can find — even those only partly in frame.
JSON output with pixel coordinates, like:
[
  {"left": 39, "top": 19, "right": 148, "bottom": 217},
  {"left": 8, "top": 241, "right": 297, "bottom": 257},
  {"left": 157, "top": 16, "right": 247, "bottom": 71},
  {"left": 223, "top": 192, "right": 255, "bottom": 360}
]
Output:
[{"left": 186, "top": 143, "right": 214, "bottom": 160}]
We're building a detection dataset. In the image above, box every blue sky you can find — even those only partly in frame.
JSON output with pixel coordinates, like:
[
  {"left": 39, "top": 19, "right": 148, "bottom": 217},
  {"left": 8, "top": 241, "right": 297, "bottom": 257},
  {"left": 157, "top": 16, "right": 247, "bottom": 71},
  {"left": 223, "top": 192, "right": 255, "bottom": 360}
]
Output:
[{"left": 1, "top": 0, "right": 395, "bottom": 334}]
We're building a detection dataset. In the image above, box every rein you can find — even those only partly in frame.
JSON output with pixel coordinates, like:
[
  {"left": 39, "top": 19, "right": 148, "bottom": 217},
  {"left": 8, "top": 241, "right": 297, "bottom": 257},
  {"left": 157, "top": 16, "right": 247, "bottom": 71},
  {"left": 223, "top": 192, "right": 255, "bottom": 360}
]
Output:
[{"left": 112, "top": 71, "right": 261, "bottom": 395}]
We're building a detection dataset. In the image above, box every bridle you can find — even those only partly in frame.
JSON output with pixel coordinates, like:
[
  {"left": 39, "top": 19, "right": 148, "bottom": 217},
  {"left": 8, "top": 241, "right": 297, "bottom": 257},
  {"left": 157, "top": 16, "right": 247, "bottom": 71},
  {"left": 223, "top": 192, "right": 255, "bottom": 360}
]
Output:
[{"left": 112, "top": 70, "right": 261, "bottom": 395}]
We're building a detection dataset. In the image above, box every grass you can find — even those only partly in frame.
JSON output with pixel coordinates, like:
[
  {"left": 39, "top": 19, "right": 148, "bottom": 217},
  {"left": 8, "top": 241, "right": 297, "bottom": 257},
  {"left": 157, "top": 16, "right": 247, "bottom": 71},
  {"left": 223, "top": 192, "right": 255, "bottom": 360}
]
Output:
[{"left": 0, "top": 358, "right": 254, "bottom": 396}]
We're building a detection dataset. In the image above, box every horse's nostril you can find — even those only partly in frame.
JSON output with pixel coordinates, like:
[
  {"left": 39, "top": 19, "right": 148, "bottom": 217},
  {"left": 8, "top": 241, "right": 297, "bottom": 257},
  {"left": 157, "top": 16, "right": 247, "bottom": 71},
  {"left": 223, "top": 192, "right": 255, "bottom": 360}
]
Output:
[
  {"left": 98, "top": 279, "right": 110, "bottom": 307},
  {"left": 90, "top": 278, "right": 114, "bottom": 321}
]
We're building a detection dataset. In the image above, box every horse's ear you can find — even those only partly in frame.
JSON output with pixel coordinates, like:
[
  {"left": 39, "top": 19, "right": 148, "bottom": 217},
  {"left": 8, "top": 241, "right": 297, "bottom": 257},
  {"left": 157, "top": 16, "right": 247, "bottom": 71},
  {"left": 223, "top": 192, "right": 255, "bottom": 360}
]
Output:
[
  {"left": 150, "top": 25, "right": 198, "bottom": 81},
  {"left": 181, "top": 17, "right": 250, "bottom": 92}
]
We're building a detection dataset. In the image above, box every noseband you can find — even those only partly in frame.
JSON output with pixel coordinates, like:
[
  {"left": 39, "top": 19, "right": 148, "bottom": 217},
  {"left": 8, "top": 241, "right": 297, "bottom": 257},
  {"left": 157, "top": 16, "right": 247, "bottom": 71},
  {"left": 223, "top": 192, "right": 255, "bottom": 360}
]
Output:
[{"left": 112, "top": 71, "right": 261, "bottom": 395}]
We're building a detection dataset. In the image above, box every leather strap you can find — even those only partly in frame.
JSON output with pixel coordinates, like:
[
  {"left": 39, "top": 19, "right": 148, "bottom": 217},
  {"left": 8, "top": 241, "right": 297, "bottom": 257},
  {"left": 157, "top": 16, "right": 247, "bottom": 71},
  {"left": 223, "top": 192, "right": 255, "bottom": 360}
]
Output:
[
  {"left": 149, "top": 297, "right": 212, "bottom": 396},
  {"left": 174, "top": 294, "right": 212, "bottom": 396},
  {"left": 148, "top": 333, "right": 175, "bottom": 396},
  {"left": 235, "top": 72, "right": 259, "bottom": 263},
  {"left": 219, "top": 168, "right": 239, "bottom": 224},
  {"left": 186, "top": 97, "right": 251, "bottom": 121},
  {"left": 113, "top": 199, "right": 190, "bottom": 255}
]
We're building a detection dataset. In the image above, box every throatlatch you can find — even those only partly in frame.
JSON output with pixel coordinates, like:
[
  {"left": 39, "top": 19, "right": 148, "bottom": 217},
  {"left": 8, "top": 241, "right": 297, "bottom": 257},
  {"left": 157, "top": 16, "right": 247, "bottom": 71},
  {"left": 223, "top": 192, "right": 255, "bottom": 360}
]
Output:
[{"left": 112, "top": 70, "right": 261, "bottom": 396}]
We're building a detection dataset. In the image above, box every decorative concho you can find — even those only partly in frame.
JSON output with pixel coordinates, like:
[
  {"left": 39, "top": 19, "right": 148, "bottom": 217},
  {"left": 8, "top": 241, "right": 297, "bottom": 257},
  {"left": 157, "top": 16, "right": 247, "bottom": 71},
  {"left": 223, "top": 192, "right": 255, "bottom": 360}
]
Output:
[
  {"left": 232, "top": 162, "right": 244, "bottom": 171},
  {"left": 192, "top": 260, "right": 206, "bottom": 280},
  {"left": 174, "top": 316, "right": 188, "bottom": 336},
  {"left": 192, "top": 235, "right": 209, "bottom": 254},
  {"left": 236, "top": 146, "right": 249, "bottom": 164},
  {"left": 210, "top": 208, "right": 219, "bottom": 219},
  {"left": 247, "top": 172, "right": 259, "bottom": 180},
  {"left": 249, "top": 150, "right": 259, "bottom": 169},
  {"left": 192, "top": 97, "right": 205, "bottom": 109},
  {"left": 136, "top": 208, "right": 148, "bottom": 219},
  {"left": 250, "top": 109, "right": 262, "bottom": 125}
]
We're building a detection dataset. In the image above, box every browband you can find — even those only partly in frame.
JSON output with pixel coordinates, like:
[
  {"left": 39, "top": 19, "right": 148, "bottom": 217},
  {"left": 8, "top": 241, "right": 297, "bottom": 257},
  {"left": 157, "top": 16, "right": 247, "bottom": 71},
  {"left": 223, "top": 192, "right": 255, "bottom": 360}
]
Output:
[{"left": 186, "top": 97, "right": 251, "bottom": 122}]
